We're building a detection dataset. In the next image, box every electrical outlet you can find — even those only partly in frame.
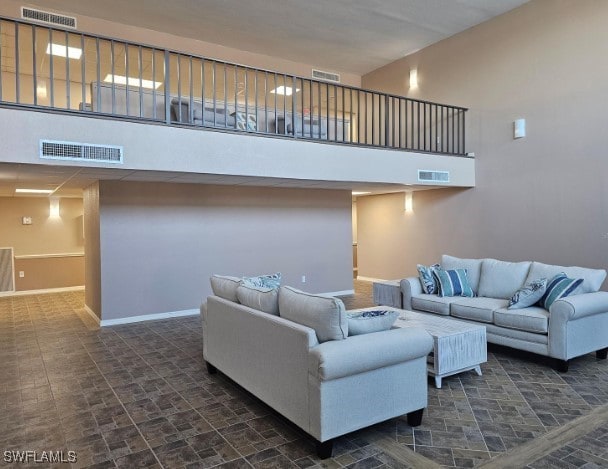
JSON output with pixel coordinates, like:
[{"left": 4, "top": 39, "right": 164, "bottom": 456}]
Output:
[
  {"left": 19, "top": 271, "right": 25, "bottom": 278},
  {"left": 301, "top": 275, "right": 306, "bottom": 283},
  {"left": 22, "top": 217, "right": 32, "bottom": 225}
]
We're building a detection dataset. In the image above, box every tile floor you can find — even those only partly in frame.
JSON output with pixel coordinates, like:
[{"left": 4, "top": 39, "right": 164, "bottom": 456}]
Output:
[{"left": 1, "top": 284, "right": 607, "bottom": 468}]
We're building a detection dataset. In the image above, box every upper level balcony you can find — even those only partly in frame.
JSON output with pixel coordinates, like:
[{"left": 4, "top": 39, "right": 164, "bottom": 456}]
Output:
[{"left": 0, "top": 16, "right": 474, "bottom": 190}]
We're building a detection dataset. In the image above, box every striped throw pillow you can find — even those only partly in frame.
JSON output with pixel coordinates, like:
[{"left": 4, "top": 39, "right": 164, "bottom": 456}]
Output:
[
  {"left": 539, "top": 273, "right": 583, "bottom": 310},
  {"left": 434, "top": 268, "right": 474, "bottom": 298}
]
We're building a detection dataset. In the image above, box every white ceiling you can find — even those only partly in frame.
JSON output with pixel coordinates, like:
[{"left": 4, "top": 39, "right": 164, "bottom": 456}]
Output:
[
  {"left": 0, "top": 162, "right": 427, "bottom": 198},
  {"left": 30, "top": 0, "right": 529, "bottom": 75}
]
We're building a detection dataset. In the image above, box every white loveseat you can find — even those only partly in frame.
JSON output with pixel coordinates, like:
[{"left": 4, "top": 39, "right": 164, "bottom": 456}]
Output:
[
  {"left": 401, "top": 255, "right": 608, "bottom": 371},
  {"left": 201, "top": 281, "right": 433, "bottom": 458}
]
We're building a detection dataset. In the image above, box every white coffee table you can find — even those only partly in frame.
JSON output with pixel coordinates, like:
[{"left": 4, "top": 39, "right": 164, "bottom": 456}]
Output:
[{"left": 351, "top": 307, "right": 487, "bottom": 388}]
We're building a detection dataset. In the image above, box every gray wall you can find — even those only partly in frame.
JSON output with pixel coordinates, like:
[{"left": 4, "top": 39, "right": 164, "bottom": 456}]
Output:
[
  {"left": 358, "top": 0, "right": 608, "bottom": 286},
  {"left": 84, "top": 182, "right": 101, "bottom": 318},
  {"left": 97, "top": 181, "right": 353, "bottom": 320}
]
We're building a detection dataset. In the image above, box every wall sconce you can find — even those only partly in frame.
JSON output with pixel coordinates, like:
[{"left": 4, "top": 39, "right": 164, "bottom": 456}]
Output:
[
  {"left": 409, "top": 68, "right": 418, "bottom": 89},
  {"left": 404, "top": 191, "right": 413, "bottom": 212},
  {"left": 49, "top": 197, "right": 60, "bottom": 219}
]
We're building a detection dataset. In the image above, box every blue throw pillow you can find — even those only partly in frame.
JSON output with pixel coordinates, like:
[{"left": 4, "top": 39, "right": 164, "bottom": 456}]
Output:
[
  {"left": 538, "top": 273, "right": 583, "bottom": 310},
  {"left": 434, "top": 268, "right": 474, "bottom": 298},
  {"left": 241, "top": 272, "right": 281, "bottom": 289},
  {"left": 417, "top": 263, "right": 440, "bottom": 294},
  {"left": 508, "top": 278, "right": 547, "bottom": 309}
]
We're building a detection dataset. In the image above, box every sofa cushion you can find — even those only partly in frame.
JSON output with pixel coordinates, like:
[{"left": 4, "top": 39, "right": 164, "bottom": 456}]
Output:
[
  {"left": 509, "top": 278, "right": 547, "bottom": 309},
  {"left": 411, "top": 294, "right": 454, "bottom": 316},
  {"left": 236, "top": 285, "right": 279, "bottom": 315},
  {"left": 494, "top": 307, "right": 549, "bottom": 334},
  {"left": 210, "top": 275, "right": 241, "bottom": 302},
  {"left": 450, "top": 297, "right": 509, "bottom": 323},
  {"left": 417, "top": 264, "right": 440, "bottom": 294},
  {"left": 478, "top": 259, "right": 531, "bottom": 300},
  {"left": 435, "top": 268, "right": 474, "bottom": 298},
  {"left": 539, "top": 273, "right": 583, "bottom": 310},
  {"left": 278, "top": 286, "right": 348, "bottom": 342},
  {"left": 525, "top": 261, "right": 606, "bottom": 294},
  {"left": 242, "top": 272, "right": 282, "bottom": 289},
  {"left": 346, "top": 309, "right": 399, "bottom": 336},
  {"left": 441, "top": 255, "right": 483, "bottom": 294}
]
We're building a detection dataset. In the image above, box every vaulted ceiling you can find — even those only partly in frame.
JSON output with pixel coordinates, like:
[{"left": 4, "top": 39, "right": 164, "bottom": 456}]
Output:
[{"left": 28, "top": 0, "right": 529, "bottom": 75}]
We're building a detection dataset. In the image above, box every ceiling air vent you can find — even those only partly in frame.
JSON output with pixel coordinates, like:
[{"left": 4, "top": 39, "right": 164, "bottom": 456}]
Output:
[
  {"left": 40, "top": 140, "right": 123, "bottom": 164},
  {"left": 21, "top": 7, "right": 77, "bottom": 28},
  {"left": 312, "top": 69, "right": 341, "bottom": 83},
  {"left": 418, "top": 170, "right": 450, "bottom": 183}
]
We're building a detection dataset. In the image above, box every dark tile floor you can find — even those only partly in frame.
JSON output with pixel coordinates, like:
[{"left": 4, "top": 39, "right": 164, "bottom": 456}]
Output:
[{"left": 1, "top": 284, "right": 608, "bottom": 468}]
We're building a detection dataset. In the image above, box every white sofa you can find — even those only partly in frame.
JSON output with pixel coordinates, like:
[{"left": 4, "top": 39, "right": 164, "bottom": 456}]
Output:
[
  {"left": 201, "top": 283, "right": 433, "bottom": 458},
  {"left": 401, "top": 255, "right": 608, "bottom": 372}
]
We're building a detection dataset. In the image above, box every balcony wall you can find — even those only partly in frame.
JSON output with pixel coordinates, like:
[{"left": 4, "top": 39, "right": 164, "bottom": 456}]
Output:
[{"left": 0, "top": 107, "right": 475, "bottom": 187}]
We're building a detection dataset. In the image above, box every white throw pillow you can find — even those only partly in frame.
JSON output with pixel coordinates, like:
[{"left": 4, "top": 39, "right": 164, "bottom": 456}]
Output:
[
  {"left": 278, "top": 286, "right": 347, "bottom": 342},
  {"left": 236, "top": 285, "right": 279, "bottom": 315}
]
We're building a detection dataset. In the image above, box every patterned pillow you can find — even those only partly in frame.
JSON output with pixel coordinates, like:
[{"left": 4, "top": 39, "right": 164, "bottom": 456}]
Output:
[
  {"left": 434, "top": 268, "right": 474, "bottom": 298},
  {"left": 538, "top": 273, "right": 583, "bottom": 310},
  {"left": 417, "top": 264, "right": 441, "bottom": 294},
  {"left": 508, "top": 278, "right": 547, "bottom": 309},
  {"left": 241, "top": 272, "right": 281, "bottom": 289}
]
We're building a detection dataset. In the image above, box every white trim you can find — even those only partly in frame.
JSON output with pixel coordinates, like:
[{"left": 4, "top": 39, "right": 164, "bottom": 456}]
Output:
[
  {"left": 318, "top": 289, "right": 355, "bottom": 297},
  {"left": 15, "top": 252, "right": 85, "bottom": 260},
  {"left": 356, "top": 276, "right": 387, "bottom": 282},
  {"left": 83, "top": 305, "right": 101, "bottom": 325},
  {"left": 0, "top": 285, "right": 84, "bottom": 297},
  {"left": 100, "top": 308, "right": 199, "bottom": 327}
]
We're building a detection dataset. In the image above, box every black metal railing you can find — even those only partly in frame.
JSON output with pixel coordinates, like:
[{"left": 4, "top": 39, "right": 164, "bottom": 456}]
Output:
[{"left": 0, "top": 17, "right": 468, "bottom": 155}]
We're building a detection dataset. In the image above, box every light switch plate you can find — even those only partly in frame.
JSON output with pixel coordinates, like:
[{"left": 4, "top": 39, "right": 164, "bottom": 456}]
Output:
[{"left": 22, "top": 216, "right": 32, "bottom": 225}]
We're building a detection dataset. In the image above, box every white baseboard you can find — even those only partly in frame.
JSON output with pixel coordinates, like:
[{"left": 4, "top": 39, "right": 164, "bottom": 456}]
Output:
[
  {"left": 320, "top": 289, "right": 355, "bottom": 297},
  {"left": 83, "top": 305, "right": 101, "bottom": 325},
  {"left": 0, "top": 285, "right": 85, "bottom": 297},
  {"left": 100, "top": 308, "right": 199, "bottom": 327},
  {"left": 356, "top": 276, "right": 387, "bottom": 282}
]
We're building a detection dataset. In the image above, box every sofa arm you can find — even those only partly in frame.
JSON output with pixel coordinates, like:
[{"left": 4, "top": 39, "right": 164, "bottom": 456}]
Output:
[
  {"left": 549, "top": 292, "right": 608, "bottom": 322},
  {"left": 401, "top": 277, "right": 422, "bottom": 310},
  {"left": 309, "top": 327, "right": 432, "bottom": 381}
]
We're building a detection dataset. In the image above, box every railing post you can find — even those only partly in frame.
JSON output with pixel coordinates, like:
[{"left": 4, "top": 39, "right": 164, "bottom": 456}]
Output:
[
  {"left": 164, "top": 50, "right": 170, "bottom": 124},
  {"left": 384, "top": 95, "right": 389, "bottom": 147}
]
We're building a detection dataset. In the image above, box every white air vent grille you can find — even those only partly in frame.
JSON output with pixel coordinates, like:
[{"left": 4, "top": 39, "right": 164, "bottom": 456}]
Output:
[
  {"left": 0, "top": 248, "right": 15, "bottom": 293},
  {"left": 312, "top": 69, "right": 341, "bottom": 83},
  {"left": 21, "top": 7, "right": 77, "bottom": 28},
  {"left": 40, "top": 140, "right": 123, "bottom": 164},
  {"left": 418, "top": 170, "right": 450, "bottom": 183}
]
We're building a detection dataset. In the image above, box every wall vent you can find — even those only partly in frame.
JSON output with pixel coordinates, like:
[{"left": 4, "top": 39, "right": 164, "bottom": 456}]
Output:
[
  {"left": 21, "top": 7, "right": 77, "bottom": 28},
  {"left": 312, "top": 69, "right": 341, "bottom": 83},
  {"left": 418, "top": 170, "right": 450, "bottom": 183},
  {"left": 0, "top": 248, "right": 15, "bottom": 293},
  {"left": 40, "top": 140, "right": 123, "bottom": 164}
]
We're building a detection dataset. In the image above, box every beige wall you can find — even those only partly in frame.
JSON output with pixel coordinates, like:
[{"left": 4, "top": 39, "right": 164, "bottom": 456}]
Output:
[
  {"left": 84, "top": 183, "right": 101, "bottom": 318},
  {"left": 96, "top": 181, "right": 353, "bottom": 320},
  {"left": 0, "top": 196, "right": 83, "bottom": 256},
  {"left": 0, "top": 196, "right": 84, "bottom": 291},
  {"left": 359, "top": 0, "right": 608, "bottom": 286},
  {"left": 14, "top": 255, "right": 84, "bottom": 290},
  {"left": 0, "top": 0, "right": 360, "bottom": 87}
]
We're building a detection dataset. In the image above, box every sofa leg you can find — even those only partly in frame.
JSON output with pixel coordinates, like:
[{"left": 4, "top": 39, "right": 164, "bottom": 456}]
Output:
[
  {"left": 555, "top": 359, "right": 569, "bottom": 373},
  {"left": 206, "top": 362, "right": 217, "bottom": 374},
  {"left": 407, "top": 408, "right": 424, "bottom": 427},
  {"left": 597, "top": 348, "right": 608, "bottom": 360},
  {"left": 316, "top": 439, "right": 334, "bottom": 459}
]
